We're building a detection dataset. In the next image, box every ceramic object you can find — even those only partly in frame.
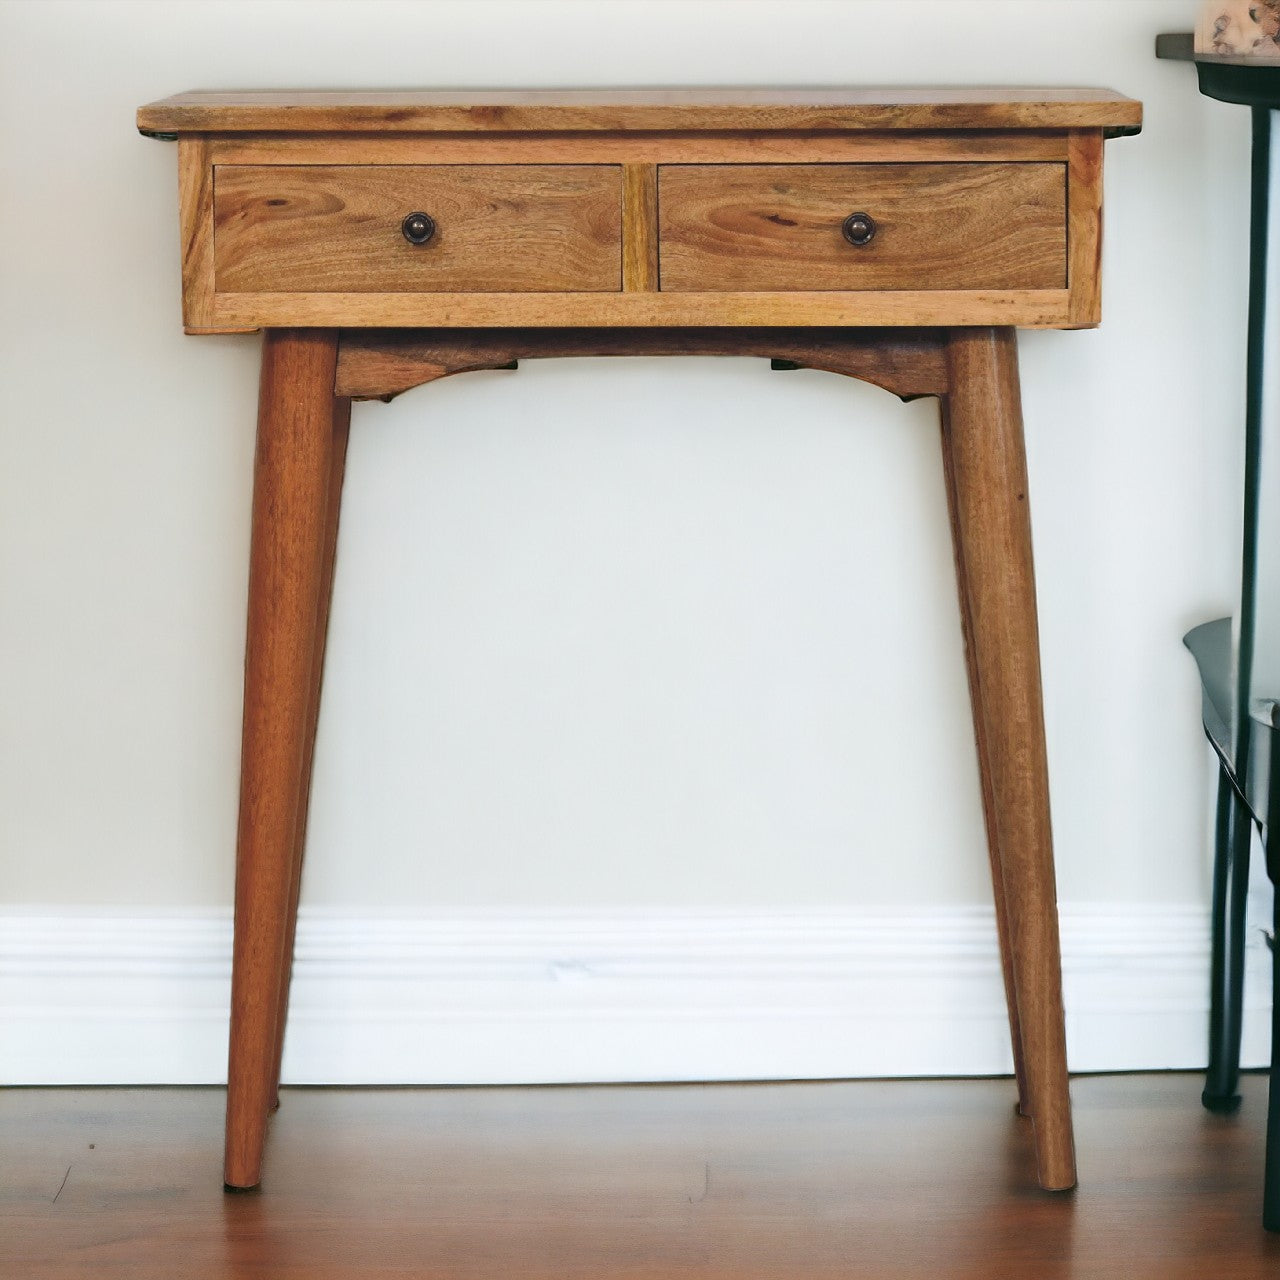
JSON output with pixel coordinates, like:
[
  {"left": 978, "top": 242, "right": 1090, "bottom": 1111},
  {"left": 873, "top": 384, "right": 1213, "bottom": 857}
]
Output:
[{"left": 1197, "top": 0, "right": 1280, "bottom": 57}]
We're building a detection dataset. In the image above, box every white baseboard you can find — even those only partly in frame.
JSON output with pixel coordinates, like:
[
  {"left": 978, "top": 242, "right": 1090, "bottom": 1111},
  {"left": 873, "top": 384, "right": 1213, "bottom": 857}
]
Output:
[{"left": 0, "top": 905, "right": 1270, "bottom": 1085}]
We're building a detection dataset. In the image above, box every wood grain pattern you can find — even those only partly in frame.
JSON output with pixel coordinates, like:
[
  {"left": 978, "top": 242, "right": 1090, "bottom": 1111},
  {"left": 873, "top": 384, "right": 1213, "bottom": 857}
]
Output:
[
  {"left": 137, "top": 86, "right": 1143, "bottom": 135},
  {"left": 938, "top": 397, "right": 1030, "bottom": 1117},
  {"left": 268, "top": 397, "right": 351, "bottom": 1111},
  {"left": 7, "top": 1078, "right": 1279, "bottom": 1279},
  {"left": 206, "top": 130, "right": 1074, "bottom": 167},
  {"left": 148, "top": 88, "right": 1135, "bottom": 330},
  {"left": 334, "top": 327, "right": 949, "bottom": 400},
  {"left": 202, "top": 288, "right": 1076, "bottom": 332},
  {"left": 659, "top": 163, "right": 1067, "bottom": 293},
  {"left": 177, "top": 137, "right": 215, "bottom": 330},
  {"left": 214, "top": 165, "right": 622, "bottom": 294},
  {"left": 226, "top": 330, "right": 342, "bottom": 1190},
  {"left": 1067, "top": 130, "right": 1105, "bottom": 326},
  {"left": 137, "top": 89, "right": 1136, "bottom": 1199},
  {"left": 622, "top": 164, "right": 658, "bottom": 291},
  {"left": 943, "top": 328, "right": 1074, "bottom": 1191}
]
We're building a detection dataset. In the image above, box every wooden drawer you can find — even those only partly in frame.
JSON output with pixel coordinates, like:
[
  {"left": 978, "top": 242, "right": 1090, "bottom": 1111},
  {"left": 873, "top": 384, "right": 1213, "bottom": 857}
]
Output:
[
  {"left": 213, "top": 165, "right": 623, "bottom": 293},
  {"left": 658, "top": 163, "right": 1067, "bottom": 292}
]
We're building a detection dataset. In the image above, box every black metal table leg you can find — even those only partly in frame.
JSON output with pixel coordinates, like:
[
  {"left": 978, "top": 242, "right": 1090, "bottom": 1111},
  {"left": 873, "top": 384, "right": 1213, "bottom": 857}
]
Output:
[
  {"left": 1206, "top": 762, "right": 1253, "bottom": 1111},
  {"left": 1264, "top": 706, "right": 1280, "bottom": 1231},
  {"left": 1265, "top": 887, "right": 1279, "bottom": 1232},
  {"left": 1200, "top": 105, "right": 1271, "bottom": 1115},
  {"left": 1160, "top": 33, "right": 1280, "bottom": 1231}
]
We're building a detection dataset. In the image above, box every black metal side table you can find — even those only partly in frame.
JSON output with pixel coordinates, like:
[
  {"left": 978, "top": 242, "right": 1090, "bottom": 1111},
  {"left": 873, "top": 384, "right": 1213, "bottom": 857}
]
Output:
[{"left": 1158, "top": 28, "right": 1280, "bottom": 1232}]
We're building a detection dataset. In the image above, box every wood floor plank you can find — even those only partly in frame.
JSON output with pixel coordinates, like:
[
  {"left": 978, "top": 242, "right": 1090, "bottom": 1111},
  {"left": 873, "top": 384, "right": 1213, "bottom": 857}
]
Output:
[{"left": 2, "top": 1076, "right": 1278, "bottom": 1278}]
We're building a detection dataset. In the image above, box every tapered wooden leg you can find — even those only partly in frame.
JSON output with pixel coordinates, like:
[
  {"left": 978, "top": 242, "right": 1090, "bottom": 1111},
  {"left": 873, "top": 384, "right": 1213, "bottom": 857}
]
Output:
[
  {"left": 943, "top": 327, "right": 1075, "bottom": 1192},
  {"left": 939, "top": 399, "right": 1031, "bottom": 1119},
  {"left": 225, "top": 329, "right": 341, "bottom": 1190},
  {"left": 268, "top": 396, "right": 351, "bottom": 1111}
]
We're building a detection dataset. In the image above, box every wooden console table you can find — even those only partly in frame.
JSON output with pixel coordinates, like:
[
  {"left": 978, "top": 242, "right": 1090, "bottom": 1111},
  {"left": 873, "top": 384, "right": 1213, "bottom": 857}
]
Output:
[{"left": 136, "top": 87, "right": 1142, "bottom": 1193}]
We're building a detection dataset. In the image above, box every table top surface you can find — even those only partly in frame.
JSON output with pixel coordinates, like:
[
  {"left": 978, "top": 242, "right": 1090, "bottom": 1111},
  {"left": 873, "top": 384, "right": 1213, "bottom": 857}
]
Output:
[{"left": 137, "top": 87, "right": 1142, "bottom": 136}]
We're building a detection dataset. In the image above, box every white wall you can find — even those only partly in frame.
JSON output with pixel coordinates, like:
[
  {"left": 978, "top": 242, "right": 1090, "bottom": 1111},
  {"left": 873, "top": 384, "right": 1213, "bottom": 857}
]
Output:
[{"left": 2, "top": 0, "right": 1269, "bottom": 1081}]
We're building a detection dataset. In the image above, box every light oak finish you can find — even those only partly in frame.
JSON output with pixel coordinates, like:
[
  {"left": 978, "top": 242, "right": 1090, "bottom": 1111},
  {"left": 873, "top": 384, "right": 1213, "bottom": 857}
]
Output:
[
  {"left": 214, "top": 165, "right": 622, "bottom": 294},
  {"left": 622, "top": 164, "right": 659, "bottom": 291},
  {"left": 140, "top": 86, "right": 1139, "bottom": 1195},
  {"left": 1067, "top": 131, "right": 1106, "bottom": 326},
  {"left": 943, "top": 328, "right": 1073, "bottom": 1188},
  {"left": 8, "top": 1078, "right": 1280, "bottom": 1280},
  {"left": 205, "top": 129, "right": 1075, "bottom": 166},
  {"left": 200, "top": 289, "right": 1079, "bottom": 332},
  {"left": 658, "top": 162, "right": 1067, "bottom": 293},
  {"left": 137, "top": 86, "right": 1143, "bottom": 135},
  {"left": 146, "top": 94, "right": 1139, "bottom": 333},
  {"left": 177, "top": 137, "right": 216, "bottom": 332}
]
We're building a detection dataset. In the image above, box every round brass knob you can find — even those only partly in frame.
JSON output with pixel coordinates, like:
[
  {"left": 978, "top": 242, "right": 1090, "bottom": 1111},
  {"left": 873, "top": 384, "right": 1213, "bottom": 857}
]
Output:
[
  {"left": 842, "top": 212, "right": 876, "bottom": 247},
  {"left": 401, "top": 212, "right": 437, "bottom": 245}
]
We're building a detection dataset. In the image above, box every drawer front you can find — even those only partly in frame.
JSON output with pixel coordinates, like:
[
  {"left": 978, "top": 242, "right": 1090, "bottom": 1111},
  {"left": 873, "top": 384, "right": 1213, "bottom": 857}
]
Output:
[
  {"left": 213, "top": 165, "right": 622, "bottom": 293},
  {"left": 658, "top": 163, "right": 1066, "bottom": 292}
]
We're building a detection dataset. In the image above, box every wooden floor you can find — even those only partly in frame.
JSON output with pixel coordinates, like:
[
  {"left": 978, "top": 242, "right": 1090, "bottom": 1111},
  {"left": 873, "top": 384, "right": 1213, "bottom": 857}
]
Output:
[{"left": 4, "top": 1074, "right": 1278, "bottom": 1279}]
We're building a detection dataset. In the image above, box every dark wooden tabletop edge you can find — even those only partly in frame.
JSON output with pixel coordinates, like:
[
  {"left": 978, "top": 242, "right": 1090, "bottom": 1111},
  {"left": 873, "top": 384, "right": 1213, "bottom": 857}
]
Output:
[
  {"left": 1155, "top": 32, "right": 1195, "bottom": 62},
  {"left": 1156, "top": 29, "right": 1280, "bottom": 67}
]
